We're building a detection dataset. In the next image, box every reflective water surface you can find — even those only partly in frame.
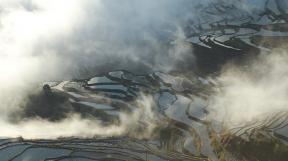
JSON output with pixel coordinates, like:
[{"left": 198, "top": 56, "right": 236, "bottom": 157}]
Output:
[{"left": 1, "top": 0, "right": 288, "bottom": 160}]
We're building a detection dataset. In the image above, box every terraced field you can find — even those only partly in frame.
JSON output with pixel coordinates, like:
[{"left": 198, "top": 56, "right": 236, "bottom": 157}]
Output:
[{"left": 1, "top": 0, "right": 288, "bottom": 160}]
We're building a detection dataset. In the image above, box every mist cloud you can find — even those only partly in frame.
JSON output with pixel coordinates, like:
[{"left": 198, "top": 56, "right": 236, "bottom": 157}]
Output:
[
  {"left": 209, "top": 48, "right": 288, "bottom": 127},
  {"left": 0, "top": 0, "right": 283, "bottom": 139},
  {"left": 0, "top": 93, "right": 159, "bottom": 139},
  {"left": 0, "top": 0, "right": 189, "bottom": 139}
]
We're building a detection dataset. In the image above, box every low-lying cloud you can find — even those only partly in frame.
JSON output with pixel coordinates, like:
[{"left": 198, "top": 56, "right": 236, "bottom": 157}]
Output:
[
  {"left": 0, "top": 0, "right": 284, "bottom": 139},
  {"left": 0, "top": 0, "right": 200, "bottom": 138},
  {"left": 209, "top": 48, "right": 288, "bottom": 126}
]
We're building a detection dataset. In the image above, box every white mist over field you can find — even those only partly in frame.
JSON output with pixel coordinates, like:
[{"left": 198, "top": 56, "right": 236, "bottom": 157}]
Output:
[
  {"left": 210, "top": 49, "right": 288, "bottom": 126},
  {"left": 0, "top": 95, "right": 157, "bottom": 139},
  {"left": 0, "top": 0, "right": 197, "bottom": 138},
  {"left": 0, "top": 0, "right": 287, "bottom": 139}
]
